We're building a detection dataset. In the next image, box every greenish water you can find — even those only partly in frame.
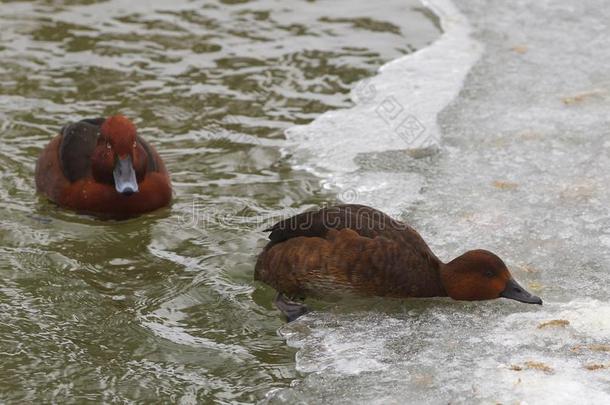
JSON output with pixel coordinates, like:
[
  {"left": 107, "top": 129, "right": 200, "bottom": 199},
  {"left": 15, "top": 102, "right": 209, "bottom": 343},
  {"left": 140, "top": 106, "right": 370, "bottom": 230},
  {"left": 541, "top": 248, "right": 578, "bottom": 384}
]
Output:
[{"left": 0, "top": 1, "right": 439, "bottom": 402}]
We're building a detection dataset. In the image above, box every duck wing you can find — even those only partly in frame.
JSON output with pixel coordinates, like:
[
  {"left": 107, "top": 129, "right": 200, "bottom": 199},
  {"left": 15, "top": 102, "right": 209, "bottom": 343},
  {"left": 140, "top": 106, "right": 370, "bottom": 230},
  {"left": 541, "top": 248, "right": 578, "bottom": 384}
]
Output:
[
  {"left": 59, "top": 118, "right": 105, "bottom": 182},
  {"left": 256, "top": 226, "right": 445, "bottom": 299},
  {"left": 265, "top": 204, "right": 432, "bottom": 253}
]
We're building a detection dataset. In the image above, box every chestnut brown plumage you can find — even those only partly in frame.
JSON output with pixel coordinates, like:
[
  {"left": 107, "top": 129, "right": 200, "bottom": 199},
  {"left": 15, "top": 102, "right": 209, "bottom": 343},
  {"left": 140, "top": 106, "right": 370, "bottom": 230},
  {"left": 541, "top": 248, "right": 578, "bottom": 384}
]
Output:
[
  {"left": 35, "top": 115, "right": 171, "bottom": 217},
  {"left": 255, "top": 204, "right": 542, "bottom": 321}
]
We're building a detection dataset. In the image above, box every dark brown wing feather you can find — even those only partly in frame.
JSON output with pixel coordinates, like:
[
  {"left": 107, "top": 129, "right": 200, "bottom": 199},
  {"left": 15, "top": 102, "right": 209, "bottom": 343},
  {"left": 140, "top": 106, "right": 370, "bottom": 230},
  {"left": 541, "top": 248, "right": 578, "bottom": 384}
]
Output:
[
  {"left": 59, "top": 118, "right": 104, "bottom": 181},
  {"left": 137, "top": 136, "right": 159, "bottom": 172},
  {"left": 255, "top": 205, "right": 445, "bottom": 299},
  {"left": 265, "top": 204, "right": 434, "bottom": 255}
]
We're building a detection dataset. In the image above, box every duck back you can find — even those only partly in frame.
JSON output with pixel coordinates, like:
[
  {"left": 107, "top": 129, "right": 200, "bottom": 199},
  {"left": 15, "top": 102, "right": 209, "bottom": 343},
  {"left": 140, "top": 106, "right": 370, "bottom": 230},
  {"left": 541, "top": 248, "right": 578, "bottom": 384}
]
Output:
[{"left": 255, "top": 205, "right": 445, "bottom": 299}]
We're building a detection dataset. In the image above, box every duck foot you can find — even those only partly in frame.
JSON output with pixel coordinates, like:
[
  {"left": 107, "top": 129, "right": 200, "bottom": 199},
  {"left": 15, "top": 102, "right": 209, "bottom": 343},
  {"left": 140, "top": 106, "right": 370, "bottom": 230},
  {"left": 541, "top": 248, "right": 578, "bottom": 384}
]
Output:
[{"left": 274, "top": 293, "right": 308, "bottom": 322}]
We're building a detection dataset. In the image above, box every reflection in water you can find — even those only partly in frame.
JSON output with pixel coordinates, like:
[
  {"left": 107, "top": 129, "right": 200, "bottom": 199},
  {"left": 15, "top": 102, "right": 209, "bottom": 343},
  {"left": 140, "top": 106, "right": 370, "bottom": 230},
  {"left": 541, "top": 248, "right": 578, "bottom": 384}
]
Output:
[{"left": 0, "top": 0, "right": 439, "bottom": 402}]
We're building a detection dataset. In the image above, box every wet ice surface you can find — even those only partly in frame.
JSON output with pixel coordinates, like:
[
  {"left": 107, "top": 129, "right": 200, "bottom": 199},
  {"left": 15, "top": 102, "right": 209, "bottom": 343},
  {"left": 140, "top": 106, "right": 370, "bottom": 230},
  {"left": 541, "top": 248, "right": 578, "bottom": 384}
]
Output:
[
  {"left": 272, "top": 0, "right": 610, "bottom": 403},
  {"left": 270, "top": 300, "right": 610, "bottom": 404}
]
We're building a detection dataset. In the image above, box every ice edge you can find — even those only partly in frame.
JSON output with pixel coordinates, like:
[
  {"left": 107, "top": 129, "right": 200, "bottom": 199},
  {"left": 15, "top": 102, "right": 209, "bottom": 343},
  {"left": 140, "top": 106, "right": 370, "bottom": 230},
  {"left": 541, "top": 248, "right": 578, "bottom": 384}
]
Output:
[{"left": 282, "top": 0, "right": 483, "bottom": 213}]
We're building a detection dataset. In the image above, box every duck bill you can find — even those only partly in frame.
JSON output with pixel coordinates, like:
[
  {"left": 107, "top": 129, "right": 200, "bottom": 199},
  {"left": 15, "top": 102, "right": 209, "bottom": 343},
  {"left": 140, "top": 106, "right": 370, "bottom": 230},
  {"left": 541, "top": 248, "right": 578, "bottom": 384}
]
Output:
[
  {"left": 113, "top": 155, "right": 139, "bottom": 196},
  {"left": 500, "top": 278, "right": 542, "bottom": 305}
]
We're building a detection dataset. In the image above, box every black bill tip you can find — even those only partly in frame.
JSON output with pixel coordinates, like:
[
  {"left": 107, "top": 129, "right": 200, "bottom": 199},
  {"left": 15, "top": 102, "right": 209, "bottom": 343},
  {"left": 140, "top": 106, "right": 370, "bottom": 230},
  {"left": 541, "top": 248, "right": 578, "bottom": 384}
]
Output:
[
  {"left": 500, "top": 278, "right": 543, "bottom": 305},
  {"left": 121, "top": 187, "right": 135, "bottom": 196}
]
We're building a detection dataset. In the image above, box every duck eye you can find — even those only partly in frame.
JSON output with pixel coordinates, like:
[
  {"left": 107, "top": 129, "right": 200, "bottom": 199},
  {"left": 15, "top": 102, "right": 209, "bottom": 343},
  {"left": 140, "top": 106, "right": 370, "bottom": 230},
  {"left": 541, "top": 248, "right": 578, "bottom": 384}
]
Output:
[{"left": 485, "top": 270, "right": 494, "bottom": 278}]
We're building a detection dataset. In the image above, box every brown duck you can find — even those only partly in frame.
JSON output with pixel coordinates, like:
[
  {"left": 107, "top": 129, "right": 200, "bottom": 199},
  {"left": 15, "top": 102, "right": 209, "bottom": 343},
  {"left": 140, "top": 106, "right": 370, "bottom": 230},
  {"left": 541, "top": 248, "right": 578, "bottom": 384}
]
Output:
[
  {"left": 255, "top": 204, "right": 542, "bottom": 321},
  {"left": 35, "top": 115, "right": 171, "bottom": 217}
]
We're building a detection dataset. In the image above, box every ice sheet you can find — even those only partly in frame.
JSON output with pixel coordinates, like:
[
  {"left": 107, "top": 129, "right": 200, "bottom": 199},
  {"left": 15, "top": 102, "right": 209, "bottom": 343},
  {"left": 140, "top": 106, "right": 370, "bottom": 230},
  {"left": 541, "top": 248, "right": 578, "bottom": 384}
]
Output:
[{"left": 271, "top": 0, "right": 610, "bottom": 403}]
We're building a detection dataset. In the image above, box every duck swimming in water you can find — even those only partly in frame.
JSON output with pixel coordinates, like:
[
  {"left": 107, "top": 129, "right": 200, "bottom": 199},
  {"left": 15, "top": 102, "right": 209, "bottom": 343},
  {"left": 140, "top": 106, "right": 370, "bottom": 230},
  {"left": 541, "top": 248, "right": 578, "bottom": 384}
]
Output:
[
  {"left": 35, "top": 115, "right": 171, "bottom": 217},
  {"left": 255, "top": 204, "right": 542, "bottom": 321}
]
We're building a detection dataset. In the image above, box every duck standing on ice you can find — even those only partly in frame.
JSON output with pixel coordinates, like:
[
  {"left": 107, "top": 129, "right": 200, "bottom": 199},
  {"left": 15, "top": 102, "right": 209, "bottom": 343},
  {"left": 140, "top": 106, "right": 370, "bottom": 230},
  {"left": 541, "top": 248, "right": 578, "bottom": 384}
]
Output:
[{"left": 255, "top": 204, "right": 542, "bottom": 321}]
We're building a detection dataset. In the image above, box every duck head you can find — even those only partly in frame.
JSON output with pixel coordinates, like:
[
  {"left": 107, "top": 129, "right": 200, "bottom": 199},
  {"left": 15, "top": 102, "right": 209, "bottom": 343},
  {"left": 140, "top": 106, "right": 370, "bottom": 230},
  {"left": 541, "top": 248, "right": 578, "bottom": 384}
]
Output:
[
  {"left": 441, "top": 249, "right": 542, "bottom": 304},
  {"left": 91, "top": 115, "right": 148, "bottom": 196}
]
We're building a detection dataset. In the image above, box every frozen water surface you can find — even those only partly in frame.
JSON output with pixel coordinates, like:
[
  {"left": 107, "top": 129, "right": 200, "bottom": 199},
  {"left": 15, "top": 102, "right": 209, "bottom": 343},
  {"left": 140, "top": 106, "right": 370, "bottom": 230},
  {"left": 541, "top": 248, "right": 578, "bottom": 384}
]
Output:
[{"left": 271, "top": 0, "right": 610, "bottom": 403}]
